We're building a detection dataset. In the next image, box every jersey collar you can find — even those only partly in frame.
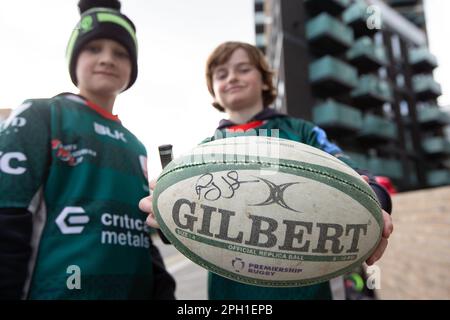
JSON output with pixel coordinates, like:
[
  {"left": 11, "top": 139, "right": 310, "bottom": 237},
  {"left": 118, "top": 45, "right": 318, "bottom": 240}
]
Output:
[
  {"left": 57, "top": 93, "right": 121, "bottom": 123},
  {"left": 217, "top": 107, "right": 286, "bottom": 131}
]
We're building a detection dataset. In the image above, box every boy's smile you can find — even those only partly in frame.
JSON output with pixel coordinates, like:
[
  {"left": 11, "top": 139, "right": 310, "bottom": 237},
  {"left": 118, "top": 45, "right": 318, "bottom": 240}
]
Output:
[
  {"left": 93, "top": 70, "right": 119, "bottom": 78},
  {"left": 225, "top": 85, "right": 245, "bottom": 93}
]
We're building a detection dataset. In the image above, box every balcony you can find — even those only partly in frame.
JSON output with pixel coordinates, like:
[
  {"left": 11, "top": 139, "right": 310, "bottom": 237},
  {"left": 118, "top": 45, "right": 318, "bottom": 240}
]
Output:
[
  {"left": 254, "top": 12, "right": 266, "bottom": 26},
  {"left": 306, "top": 13, "right": 354, "bottom": 55},
  {"left": 309, "top": 56, "right": 358, "bottom": 97},
  {"left": 255, "top": 34, "right": 266, "bottom": 52},
  {"left": 367, "top": 157, "right": 403, "bottom": 180},
  {"left": 342, "top": 2, "right": 379, "bottom": 38},
  {"left": 413, "top": 75, "right": 442, "bottom": 101},
  {"left": 351, "top": 75, "right": 393, "bottom": 108},
  {"left": 427, "top": 169, "right": 450, "bottom": 187},
  {"left": 403, "top": 131, "right": 415, "bottom": 154},
  {"left": 304, "top": 0, "right": 350, "bottom": 16},
  {"left": 417, "top": 105, "right": 450, "bottom": 128},
  {"left": 358, "top": 114, "right": 397, "bottom": 142},
  {"left": 346, "top": 36, "right": 387, "bottom": 73},
  {"left": 312, "top": 99, "right": 363, "bottom": 133},
  {"left": 422, "top": 137, "right": 450, "bottom": 157},
  {"left": 409, "top": 47, "right": 438, "bottom": 74}
]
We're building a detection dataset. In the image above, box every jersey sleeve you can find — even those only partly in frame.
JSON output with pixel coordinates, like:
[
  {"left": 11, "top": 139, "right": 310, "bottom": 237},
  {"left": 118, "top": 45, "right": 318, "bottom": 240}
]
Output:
[
  {"left": 303, "top": 123, "right": 359, "bottom": 170},
  {"left": 302, "top": 122, "right": 392, "bottom": 213},
  {"left": 0, "top": 100, "right": 51, "bottom": 208}
]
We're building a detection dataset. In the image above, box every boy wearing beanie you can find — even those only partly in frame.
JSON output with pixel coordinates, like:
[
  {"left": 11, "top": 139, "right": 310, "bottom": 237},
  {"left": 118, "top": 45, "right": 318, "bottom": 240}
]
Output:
[{"left": 0, "top": 0, "right": 175, "bottom": 299}]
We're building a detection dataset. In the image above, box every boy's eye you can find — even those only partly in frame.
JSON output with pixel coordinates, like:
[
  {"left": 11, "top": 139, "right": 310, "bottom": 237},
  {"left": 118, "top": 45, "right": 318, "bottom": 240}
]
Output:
[
  {"left": 114, "top": 50, "right": 129, "bottom": 59},
  {"left": 85, "top": 45, "right": 101, "bottom": 53},
  {"left": 238, "top": 64, "right": 253, "bottom": 72},
  {"left": 214, "top": 71, "right": 227, "bottom": 80}
]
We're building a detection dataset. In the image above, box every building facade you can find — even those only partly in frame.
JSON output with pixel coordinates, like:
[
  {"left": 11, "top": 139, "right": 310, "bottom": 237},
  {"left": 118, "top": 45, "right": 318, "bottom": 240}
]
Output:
[{"left": 254, "top": 0, "right": 450, "bottom": 191}]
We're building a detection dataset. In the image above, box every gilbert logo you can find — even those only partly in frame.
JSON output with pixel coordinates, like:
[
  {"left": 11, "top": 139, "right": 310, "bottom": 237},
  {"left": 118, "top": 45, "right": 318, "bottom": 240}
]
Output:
[
  {"left": 251, "top": 177, "right": 301, "bottom": 213},
  {"left": 56, "top": 207, "right": 90, "bottom": 234},
  {"left": 94, "top": 122, "right": 127, "bottom": 143}
]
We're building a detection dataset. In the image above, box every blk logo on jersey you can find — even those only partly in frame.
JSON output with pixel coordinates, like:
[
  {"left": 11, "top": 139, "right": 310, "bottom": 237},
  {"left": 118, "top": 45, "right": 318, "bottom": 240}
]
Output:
[
  {"left": 0, "top": 151, "right": 27, "bottom": 175},
  {"left": 94, "top": 122, "right": 127, "bottom": 143},
  {"left": 56, "top": 207, "right": 90, "bottom": 234}
]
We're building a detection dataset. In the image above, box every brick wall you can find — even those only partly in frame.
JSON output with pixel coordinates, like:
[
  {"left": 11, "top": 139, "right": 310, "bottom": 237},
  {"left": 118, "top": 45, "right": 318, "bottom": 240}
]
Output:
[{"left": 375, "top": 186, "right": 450, "bottom": 299}]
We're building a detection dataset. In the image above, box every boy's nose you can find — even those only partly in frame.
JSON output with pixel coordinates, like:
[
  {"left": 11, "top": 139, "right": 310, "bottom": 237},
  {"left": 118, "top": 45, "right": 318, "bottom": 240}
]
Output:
[
  {"left": 99, "top": 50, "right": 115, "bottom": 66},
  {"left": 227, "top": 70, "right": 238, "bottom": 82}
]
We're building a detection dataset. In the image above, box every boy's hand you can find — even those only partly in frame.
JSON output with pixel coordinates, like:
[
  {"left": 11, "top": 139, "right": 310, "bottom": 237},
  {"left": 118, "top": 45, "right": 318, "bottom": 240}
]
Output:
[
  {"left": 139, "top": 180, "right": 160, "bottom": 229},
  {"left": 361, "top": 175, "right": 394, "bottom": 265},
  {"left": 366, "top": 210, "right": 393, "bottom": 265}
]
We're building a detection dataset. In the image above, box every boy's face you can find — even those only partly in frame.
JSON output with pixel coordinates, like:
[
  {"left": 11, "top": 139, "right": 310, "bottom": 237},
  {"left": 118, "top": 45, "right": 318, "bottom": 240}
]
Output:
[
  {"left": 76, "top": 39, "right": 131, "bottom": 97},
  {"left": 211, "top": 48, "right": 268, "bottom": 112}
]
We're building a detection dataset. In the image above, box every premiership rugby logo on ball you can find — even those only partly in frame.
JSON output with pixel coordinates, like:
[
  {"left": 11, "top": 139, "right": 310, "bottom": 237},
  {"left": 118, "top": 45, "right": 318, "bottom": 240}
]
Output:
[{"left": 153, "top": 136, "right": 383, "bottom": 287}]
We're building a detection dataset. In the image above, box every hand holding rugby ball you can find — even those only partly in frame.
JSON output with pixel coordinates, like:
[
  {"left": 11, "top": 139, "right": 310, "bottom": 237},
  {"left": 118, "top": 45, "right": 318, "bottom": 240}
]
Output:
[{"left": 152, "top": 136, "right": 383, "bottom": 287}]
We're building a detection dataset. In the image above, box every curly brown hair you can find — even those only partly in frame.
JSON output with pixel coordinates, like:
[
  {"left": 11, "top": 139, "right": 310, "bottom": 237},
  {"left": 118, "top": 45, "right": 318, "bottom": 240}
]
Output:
[{"left": 205, "top": 41, "right": 277, "bottom": 112}]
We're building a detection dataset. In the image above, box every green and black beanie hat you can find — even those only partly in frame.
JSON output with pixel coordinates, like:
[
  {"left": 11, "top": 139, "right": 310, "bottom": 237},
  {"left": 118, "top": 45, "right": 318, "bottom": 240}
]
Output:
[{"left": 66, "top": 0, "right": 138, "bottom": 90}]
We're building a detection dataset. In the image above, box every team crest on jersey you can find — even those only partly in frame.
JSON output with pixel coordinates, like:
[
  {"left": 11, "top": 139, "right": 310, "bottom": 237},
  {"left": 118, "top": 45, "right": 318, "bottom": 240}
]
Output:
[{"left": 51, "top": 139, "right": 97, "bottom": 166}]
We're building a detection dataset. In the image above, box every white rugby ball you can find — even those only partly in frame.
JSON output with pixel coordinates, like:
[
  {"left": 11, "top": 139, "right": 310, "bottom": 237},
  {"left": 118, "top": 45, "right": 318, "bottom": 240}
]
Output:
[{"left": 153, "top": 136, "right": 383, "bottom": 287}]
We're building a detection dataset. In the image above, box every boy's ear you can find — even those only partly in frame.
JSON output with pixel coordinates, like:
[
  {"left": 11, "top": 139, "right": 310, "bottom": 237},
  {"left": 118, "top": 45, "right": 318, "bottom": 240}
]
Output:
[{"left": 262, "top": 83, "right": 270, "bottom": 91}]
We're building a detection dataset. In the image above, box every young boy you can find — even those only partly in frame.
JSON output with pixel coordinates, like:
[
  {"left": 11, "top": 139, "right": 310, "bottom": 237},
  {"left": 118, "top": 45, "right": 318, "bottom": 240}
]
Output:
[
  {"left": 139, "top": 42, "right": 393, "bottom": 300},
  {"left": 0, "top": 0, "right": 175, "bottom": 299},
  {"left": 141, "top": 41, "right": 393, "bottom": 300},
  {"left": 205, "top": 41, "right": 394, "bottom": 299}
]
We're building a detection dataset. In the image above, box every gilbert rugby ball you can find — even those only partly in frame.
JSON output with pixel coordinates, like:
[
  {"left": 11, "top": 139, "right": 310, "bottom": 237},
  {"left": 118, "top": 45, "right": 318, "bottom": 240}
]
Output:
[{"left": 153, "top": 136, "right": 383, "bottom": 287}]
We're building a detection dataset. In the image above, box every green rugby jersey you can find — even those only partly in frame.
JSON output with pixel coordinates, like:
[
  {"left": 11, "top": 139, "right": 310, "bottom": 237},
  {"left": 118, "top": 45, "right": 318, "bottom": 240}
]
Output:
[{"left": 0, "top": 93, "right": 154, "bottom": 299}]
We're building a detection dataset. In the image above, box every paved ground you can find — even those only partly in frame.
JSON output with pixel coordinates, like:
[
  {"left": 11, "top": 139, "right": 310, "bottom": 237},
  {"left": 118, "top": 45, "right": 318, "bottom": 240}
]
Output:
[{"left": 153, "top": 235, "right": 208, "bottom": 300}]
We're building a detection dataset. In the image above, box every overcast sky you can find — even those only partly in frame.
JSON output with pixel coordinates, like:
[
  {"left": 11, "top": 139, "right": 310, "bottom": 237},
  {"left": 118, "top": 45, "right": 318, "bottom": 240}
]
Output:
[{"left": 1, "top": 0, "right": 448, "bottom": 176}]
